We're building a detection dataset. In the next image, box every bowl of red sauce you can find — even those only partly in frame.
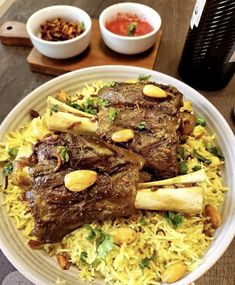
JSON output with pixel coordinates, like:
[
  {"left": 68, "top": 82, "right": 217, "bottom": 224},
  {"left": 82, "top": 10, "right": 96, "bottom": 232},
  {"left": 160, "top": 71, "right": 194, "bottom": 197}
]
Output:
[{"left": 99, "top": 2, "right": 161, "bottom": 55}]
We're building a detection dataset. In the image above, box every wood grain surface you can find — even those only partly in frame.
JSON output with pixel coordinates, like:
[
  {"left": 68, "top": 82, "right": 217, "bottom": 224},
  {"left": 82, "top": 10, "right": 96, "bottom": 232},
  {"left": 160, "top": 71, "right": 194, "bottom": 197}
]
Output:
[
  {"left": 0, "top": 1, "right": 234, "bottom": 285},
  {"left": 27, "top": 20, "right": 162, "bottom": 76}
]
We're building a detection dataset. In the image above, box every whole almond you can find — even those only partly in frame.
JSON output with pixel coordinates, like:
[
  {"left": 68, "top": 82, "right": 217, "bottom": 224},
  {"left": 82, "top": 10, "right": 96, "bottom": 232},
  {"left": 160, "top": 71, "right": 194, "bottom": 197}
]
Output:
[
  {"left": 205, "top": 204, "right": 222, "bottom": 228},
  {"left": 64, "top": 170, "right": 97, "bottom": 192},
  {"left": 143, "top": 84, "right": 168, "bottom": 98},
  {"left": 111, "top": 227, "right": 136, "bottom": 245},
  {"left": 162, "top": 262, "right": 187, "bottom": 283},
  {"left": 56, "top": 253, "right": 71, "bottom": 270},
  {"left": 111, "top": 129, "right": 134, "bottom": 143}
]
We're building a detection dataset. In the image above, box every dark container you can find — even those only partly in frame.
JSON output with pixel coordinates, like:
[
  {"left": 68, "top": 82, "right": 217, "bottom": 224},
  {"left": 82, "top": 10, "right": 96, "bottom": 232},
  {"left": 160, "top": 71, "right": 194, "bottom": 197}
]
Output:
[{"left": 178, "top": 0, "right": 235, "bottom": 91}]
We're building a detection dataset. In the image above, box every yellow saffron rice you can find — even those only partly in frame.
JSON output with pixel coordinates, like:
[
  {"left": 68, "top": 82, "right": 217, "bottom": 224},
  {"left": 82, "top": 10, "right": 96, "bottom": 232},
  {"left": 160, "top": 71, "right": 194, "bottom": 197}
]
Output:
[{"left": 0, "top": 82, "right": 227, "bottom": 285}]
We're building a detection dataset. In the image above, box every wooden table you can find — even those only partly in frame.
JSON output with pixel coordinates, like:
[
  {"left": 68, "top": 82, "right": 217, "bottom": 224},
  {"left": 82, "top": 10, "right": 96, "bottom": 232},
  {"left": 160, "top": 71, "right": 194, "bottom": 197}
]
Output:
[{"left": 0, "top": 1, "right": 234, "bottom": 285}]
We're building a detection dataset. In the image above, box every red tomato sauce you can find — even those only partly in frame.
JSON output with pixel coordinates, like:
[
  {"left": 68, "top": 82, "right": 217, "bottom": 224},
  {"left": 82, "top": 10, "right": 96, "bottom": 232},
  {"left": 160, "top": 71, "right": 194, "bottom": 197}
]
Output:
[{"left": 105, "top": 13, "right": 153, "bottom": 37}]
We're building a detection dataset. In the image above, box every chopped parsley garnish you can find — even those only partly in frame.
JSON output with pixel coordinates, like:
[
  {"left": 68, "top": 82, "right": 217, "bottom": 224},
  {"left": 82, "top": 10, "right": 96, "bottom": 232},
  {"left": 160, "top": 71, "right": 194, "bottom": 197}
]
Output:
[
  {"left": 80, "top": 251, "right": 88, "bottom": 263},
  {"left": 139, "top": 253, "right": 156, "bottom": 270},
  {"left": 2, "top": 161, "right": 13, "bottom": 177},
  {"left": 205, "top": 143, "right": 225, "bottom": 161},
  {"left": 192, "top": 165, "right": 202, "bottom": 172},
  {"left": 68, "top": 99, "right": 97, "bottom": 115},
  {"left": 177, "top": 146, "right": 185, "bottom": 160},
  {"left": 165, "top": 211, "right": 184, "bottom": 228},
  {"left": 195, "top": 117, "right": 206, "bottom": 127},
  {"left": 8, "top": 147, "right": 19, "bottom": 159},
  {"left": 91, "top": 258, "right": 101, "bottom": 268},
  {"left": 139, "top": 217, "right": 147, "bottom": 226},
  {"left": 68, "top": 102, "right": 83, "bottom": 110},
  {"left": 50, "top": 104, "right": 59, "bottom": 116},
  {"left": 108, "top": 108, "right": 118, "bottom": 123},
  {"left": 85, "top": 226, "right": 114, "bottom": 266},
  {"left": 96, "top": 231, "right": 113, "bottom": 259},
  {"left": 193, "top": 149, "right": 211, "bottom": 165},
  {"left": 98, "top": 98, "right": 110, "bottom": 107},
  {"left": 107, "top": 81, "right": 116, "bottom": 87},
  {"left": 179, "top": 161, "right": 188, "bottom": 175},
  {"left": 85, "top": 224, "right": 96, "bottom": 240},
  {"left": 80, "top": 21, "right": 85, "bottom": 31},
  {"left": 57, "top": 146, "right": 69, "bottom": 163},
  {"left": 128, "top": 22, "right": 137, "bottom": 36},
  {"left": 137, "top": 121, "right": 147, "bottom": 130},
  {"left": 138, "top": 74, "right": 151, "bottom": 81}
]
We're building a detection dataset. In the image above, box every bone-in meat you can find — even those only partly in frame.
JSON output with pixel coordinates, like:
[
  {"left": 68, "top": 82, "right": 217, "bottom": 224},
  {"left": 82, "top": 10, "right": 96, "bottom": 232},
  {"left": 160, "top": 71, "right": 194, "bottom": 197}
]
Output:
[
  {"left": 22, "top": 133, "right": 143, "bottom": 243},
  {"left": 97, "top": 82, "right": 183, "bottom": 178}
]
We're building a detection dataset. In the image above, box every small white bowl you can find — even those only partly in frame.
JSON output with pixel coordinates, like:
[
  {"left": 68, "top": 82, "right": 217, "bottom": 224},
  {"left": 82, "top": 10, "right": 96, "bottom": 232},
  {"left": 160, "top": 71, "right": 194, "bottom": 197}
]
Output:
[
  {"left": 26, "top": 5, "right": 92, "bottom": 59},
  {"left": 99, "top": 2, "right": 161, "bottom": 55}
]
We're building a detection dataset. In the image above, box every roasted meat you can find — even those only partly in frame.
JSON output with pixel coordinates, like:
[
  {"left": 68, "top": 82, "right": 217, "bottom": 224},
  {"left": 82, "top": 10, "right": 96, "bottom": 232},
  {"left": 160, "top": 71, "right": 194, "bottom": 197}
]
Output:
[
  {"left": 21, "top": 133, "right": 144, "bottom": 243},
  {"left": 12, "top": 81, "right": 186, "bottom": 243},
  {"left": 97, "top": 81, "right": 183, "bottom": 178}
]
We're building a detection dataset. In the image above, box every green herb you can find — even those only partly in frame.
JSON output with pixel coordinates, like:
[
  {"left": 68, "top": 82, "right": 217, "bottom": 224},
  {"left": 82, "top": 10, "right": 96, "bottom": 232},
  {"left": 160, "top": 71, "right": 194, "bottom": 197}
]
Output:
[
  {"left": 137, "top": 121, "right": 147, "bottom": 130},
  {"left": 205, "top": 143, "right": 225, "bottom": 161},
  {"left": 195, "top": 117, "right": 206, "bottom": 127},
  {"left": 192, "top": 165, "right": 202, "bottom": 172},
  {"left": 88, "top": 229, "right": 114, "bottom": 267},
  {"left": 98, "top": 98, "right": 110, "bottom": 107},
  {"left": 50, "top": 104, "right": 59, "bottom": 116},
  {"left": 57, "top": 146, "right": 69, "bottom": 163},
  {"left": 2, "top": 161, "right": 13, "bottom": 177},
  {"left": 140, "top": 217, "right": 147, "bottom": 226},
  {"left": 108, "top": 108, "right": 118, "bottom": 123},
  {"left": 80, "top": 21, "right": 85, "bottom": 31},
  {"left": 68, "top": 102, "right": 83, "bottom": 111},
  {"left": 127, "top": 22, "right": 137, "bottom": 36},
  {"left": 85, "top": 227, "right": 114, "bottom": 263},
  {"left": 96, "top": 232, "right": 113, "bottom": 259},
  {"left": 80, "top": 251, "right": 88, "bottom": 263},
  {"left": 91, "top": 258, "right": 101, "bottom": 268},
  {"left": 68, "top": 99, "right": 97, "bottom": 115},
  {"left": 139, "top": 253, "right": 156, "bottom": 270},
  {"left": 193, "top": 149, "right": 211, "bottom": 165},
  {"left": 165, "top": 211, "right": 184, "bottom": 228},
  {"left": 84, "top": 98, "right": 97, "bottom": 115},
  {"left": 8, "top": 147, "right": 19, "bottom": 159},
  {"left": 138, "top": 74, "right": 151, "bottom": 81},
  {"left": 85, "top": 224, "right": 96, "bottom": 240},
  {"left": 106, "top": 81, "right": 116, "bottom": 87},
  {"left": 179, "top": 161, "right": 188, "bottom": 175},
  {"left": 177, "top": 146, "right": 185, "bottom": 160}
]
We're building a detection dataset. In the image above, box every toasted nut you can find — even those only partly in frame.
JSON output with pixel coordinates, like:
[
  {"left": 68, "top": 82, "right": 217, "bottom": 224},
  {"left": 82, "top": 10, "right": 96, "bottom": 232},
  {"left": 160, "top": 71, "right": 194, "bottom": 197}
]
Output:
[
  {"left": 64, "top": 170, "right": 97, "bottom": 192},
  {"left": 111, "top": 227, "right": 136, "bottom": 245},
  {"left": 205, "top": 204, "right": 222, "bottom": 228},
  {"left": 56, "top": 253, "right": 71, "bottom": 270},
  {"left": 111, "top": 129, "right": 134, "bottom": 143},
  {"left": 56, "top": 91, "right": 69, "bottom": 103},
  {"left": 162, "top": 262, "right": 187, "bottom": 283},
  {"left": 28, "top": 240, "right": 43, "bottom": 249},
  {"left": 143, "top": 84, "right": 168, "bottom": 98}
]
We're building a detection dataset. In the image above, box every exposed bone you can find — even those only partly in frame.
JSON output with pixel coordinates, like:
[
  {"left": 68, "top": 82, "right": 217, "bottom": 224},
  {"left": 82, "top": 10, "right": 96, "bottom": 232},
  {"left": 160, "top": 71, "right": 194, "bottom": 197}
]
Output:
[
  {"left": 138, "top": 169, "right": 206, "bottom": 189},
  {"left": 47, "top": 96, "right": 96, "bottom": 118},
  {"left": 135, "top": 186, "right": 203, "bottom": 214},
  {"left": 46, "top": 110, "right": 98, "bottom": 135}
]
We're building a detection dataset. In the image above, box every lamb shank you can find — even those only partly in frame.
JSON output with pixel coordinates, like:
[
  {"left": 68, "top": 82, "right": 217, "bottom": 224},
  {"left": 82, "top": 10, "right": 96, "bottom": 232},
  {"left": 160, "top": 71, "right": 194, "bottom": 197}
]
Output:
[{"left": 10, "top": 81, "right": 202, "bottom": 244}]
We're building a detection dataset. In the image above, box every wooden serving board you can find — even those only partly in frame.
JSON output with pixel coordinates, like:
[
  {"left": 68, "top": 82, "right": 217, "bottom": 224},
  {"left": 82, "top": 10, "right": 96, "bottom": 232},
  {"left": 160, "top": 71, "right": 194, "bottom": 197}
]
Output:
[
  {"left": 27, "top": 19, "right": 162, "bottom": 76},
  {"left": 0, "top": 19, "right": 162, "bottom": 76}
]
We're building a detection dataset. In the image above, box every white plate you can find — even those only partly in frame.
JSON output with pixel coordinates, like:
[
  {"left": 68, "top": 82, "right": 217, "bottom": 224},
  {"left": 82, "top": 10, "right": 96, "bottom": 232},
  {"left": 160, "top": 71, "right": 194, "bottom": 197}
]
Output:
[{"left": 0, "top": 66, "right": 235, "bottom": 285}]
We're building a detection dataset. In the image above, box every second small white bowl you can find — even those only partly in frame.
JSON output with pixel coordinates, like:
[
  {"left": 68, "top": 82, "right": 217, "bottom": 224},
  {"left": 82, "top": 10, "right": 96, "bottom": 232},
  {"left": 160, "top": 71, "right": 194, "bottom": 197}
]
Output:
[
  {"left": 26, "top": 5, "right": 92, "bottom": 59},
  {"left": 99, "top": 2, "right": 161, "bottom": 55}
]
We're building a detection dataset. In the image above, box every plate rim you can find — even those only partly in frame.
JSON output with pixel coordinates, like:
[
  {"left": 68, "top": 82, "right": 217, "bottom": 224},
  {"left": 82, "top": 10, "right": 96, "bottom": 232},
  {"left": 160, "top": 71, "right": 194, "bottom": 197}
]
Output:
[{"left": 0, "top": 65, "right": 235, "bottom": 285}]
